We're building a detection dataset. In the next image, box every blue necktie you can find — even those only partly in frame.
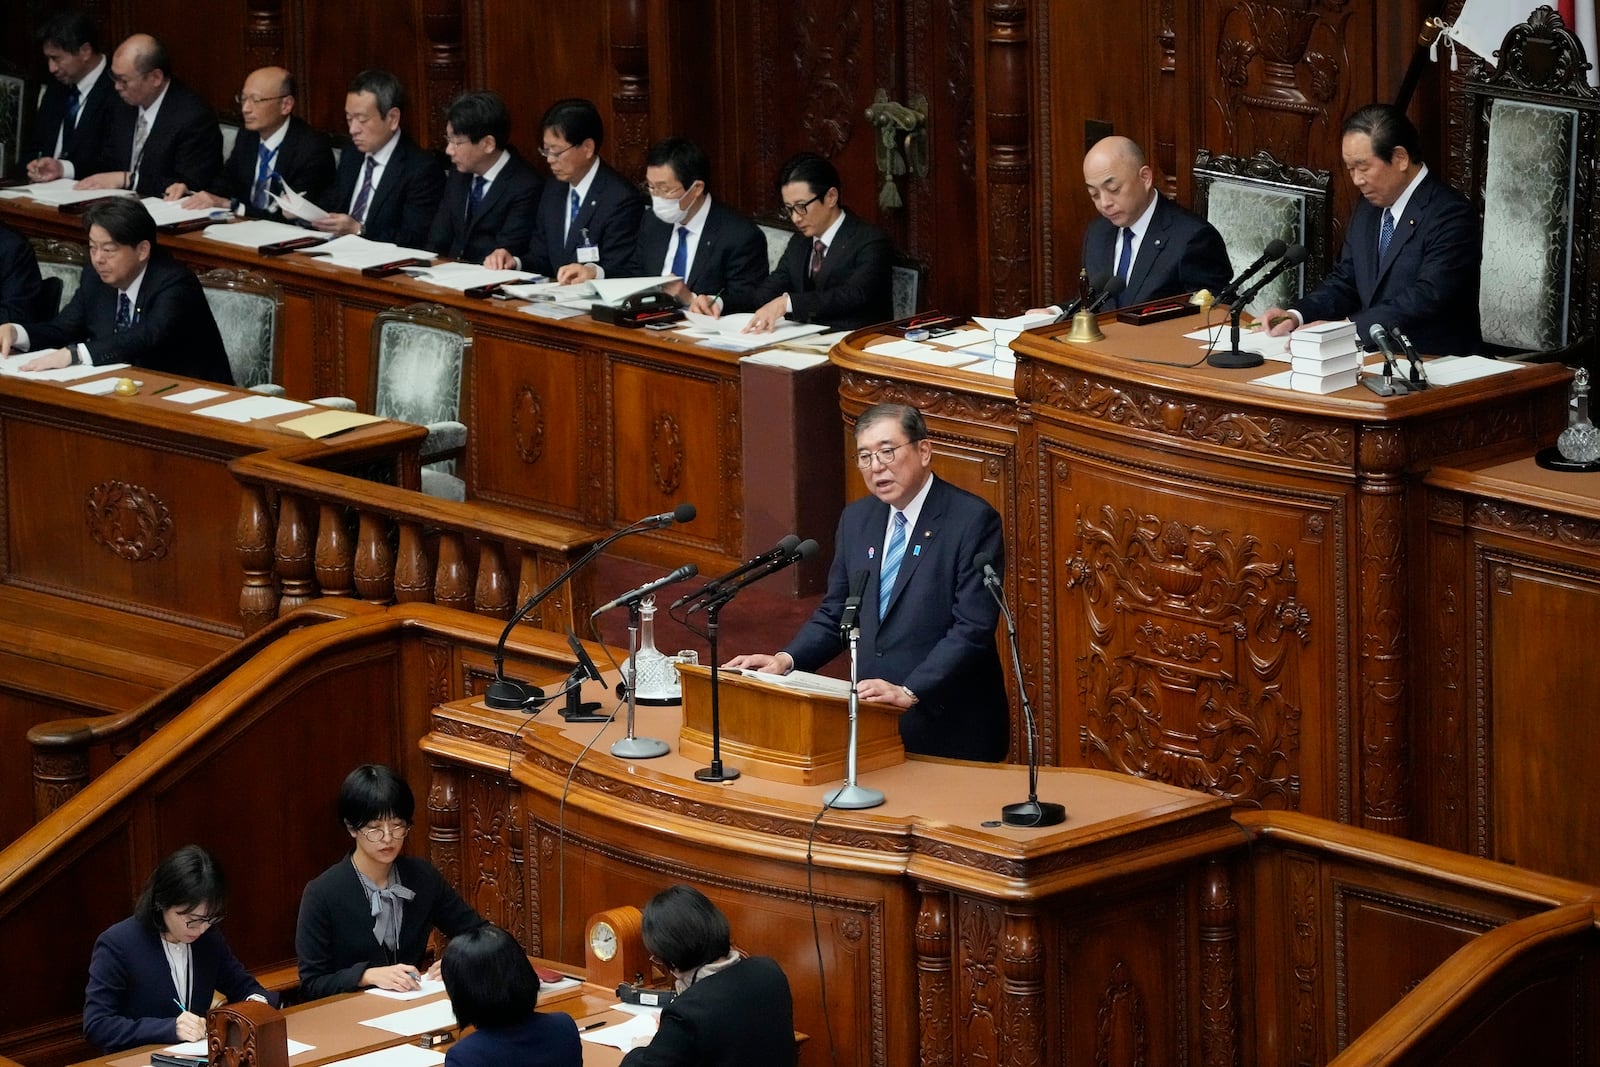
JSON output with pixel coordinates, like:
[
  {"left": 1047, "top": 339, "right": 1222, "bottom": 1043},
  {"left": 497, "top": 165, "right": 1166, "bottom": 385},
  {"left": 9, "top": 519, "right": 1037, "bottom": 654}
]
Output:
[
  {"left": 569, "top": 188, "right": 580, "bottom": 222},
  {"left": 253, "top": 142, "right": 274, "bottom": 210},
  {"left": 1379, "top": 208, "right": 1395, "bottom": 260},
  {"left": 670, "top": 225, "right": 689, "bottom": 278},
  {"left": 468, "top": 175, "right": 487, "bottom": 219},
  {"left": 114, "top": 293, "right": 131, "bottom": 333},
  {"left": 350, "top": 156, "right": 378, "bottom": 222},
  {"left": 64, "top": 85, "right": 81, "bottom": 128},
  {"left": 878, "top": 511, "right": 908, "bottom": 621}
]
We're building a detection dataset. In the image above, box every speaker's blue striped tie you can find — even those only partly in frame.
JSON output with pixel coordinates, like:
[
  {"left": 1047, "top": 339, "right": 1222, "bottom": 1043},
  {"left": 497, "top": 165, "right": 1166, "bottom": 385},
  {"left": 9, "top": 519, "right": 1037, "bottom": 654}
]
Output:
[{"left": 878, "top": 511, "right": 907, "bottom": 620}]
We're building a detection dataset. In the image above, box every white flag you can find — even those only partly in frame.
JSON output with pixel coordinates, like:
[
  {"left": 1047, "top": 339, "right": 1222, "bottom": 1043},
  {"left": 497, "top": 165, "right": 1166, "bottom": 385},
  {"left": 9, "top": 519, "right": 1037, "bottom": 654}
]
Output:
[{"left": 1452, "top": 0, "right": 1598, "bottom": 86}]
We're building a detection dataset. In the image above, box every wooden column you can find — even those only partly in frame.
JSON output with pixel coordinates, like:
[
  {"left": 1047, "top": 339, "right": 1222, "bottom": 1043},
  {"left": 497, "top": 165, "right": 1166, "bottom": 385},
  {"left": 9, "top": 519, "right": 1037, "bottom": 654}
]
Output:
[{"left": 977, "top": 2, "right": 1035, "bottom": 315}]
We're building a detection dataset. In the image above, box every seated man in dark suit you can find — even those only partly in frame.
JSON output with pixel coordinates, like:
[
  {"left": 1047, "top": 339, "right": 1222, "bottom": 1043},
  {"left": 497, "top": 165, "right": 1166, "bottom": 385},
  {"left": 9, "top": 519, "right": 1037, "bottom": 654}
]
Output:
[
  {"left": 0, "top": 224, "right": 49, "bottom": 324},
  {"left": 26, "top": 10, "right": 127, "bottom": 184},
  {"left": 690, "top": 152, "right": 894, "bottom": 332},
  {"left": 1262, "top": 103, "right": 1481, "bottom": 355},
  {"left": 0, "top": 199, "right": 233, "bottom": 385},
  {"left": 502, "top": 98, "right": 644, "bottom": 280},
  {"left": 74, "top": 34, "right": 223, "bottom": 198},
  {"left": 427, "top": 91, "right": 542, "bottom": 264},
  {"left": 634, "top": 137, "right": 767, "bottom": 304},
  {"left": 1034, "top": 135, "right": 1231, "bottom": 315},
  {"left": 167, "top": 67, "right": 335, "bottom": 217},
  {"left": 310, "top": 70, "right": 444, "bottom": 249},
  {"left": 726, "top": 402, "right": 1010, "bottom": 762}
]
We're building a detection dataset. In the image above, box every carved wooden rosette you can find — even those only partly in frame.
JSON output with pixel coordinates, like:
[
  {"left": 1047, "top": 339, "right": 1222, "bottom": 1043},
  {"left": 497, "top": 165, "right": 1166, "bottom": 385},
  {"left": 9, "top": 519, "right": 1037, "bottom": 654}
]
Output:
[
  {"left": 86, "top": 480, "right": 174, "bottom": 561},
  {"left": 1068, "top": 503, "right": 1307, "bottom": 810},
  {"left": 207, "top": 1000, "right": 288, "bottom": 1067}
]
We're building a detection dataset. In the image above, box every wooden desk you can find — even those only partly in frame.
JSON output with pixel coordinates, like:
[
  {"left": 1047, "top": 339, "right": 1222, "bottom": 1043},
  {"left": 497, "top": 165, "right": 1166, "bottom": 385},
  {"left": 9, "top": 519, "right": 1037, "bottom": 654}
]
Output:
[
  {"left": 1423, "top": 452, "right": 1600, "bottom": 884},
  {"left": 79, "top": 977, "right": 632, "bottom": 1067},
  {"left": 1010, "top": 314, "right": 1568, "bottom": 835},
  {"left": 1, "top": 197, "right": 843, "bottom": 576},
  {"left": 422, "top": 688, "right": 1237, "bottom": 1067}
]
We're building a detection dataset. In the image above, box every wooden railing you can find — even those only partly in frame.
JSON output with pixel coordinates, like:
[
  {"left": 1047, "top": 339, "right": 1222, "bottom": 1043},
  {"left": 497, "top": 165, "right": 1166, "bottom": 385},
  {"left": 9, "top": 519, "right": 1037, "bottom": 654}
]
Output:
[{"left": 230, "top": 447, "right": 602, "bottom": 635}]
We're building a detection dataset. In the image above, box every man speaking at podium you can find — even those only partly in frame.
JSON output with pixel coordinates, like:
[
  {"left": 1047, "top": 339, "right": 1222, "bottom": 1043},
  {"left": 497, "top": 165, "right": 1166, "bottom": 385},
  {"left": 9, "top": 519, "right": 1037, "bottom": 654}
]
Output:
[{"left": 725, "top": 403, "right": 1009, "bottom": 762}]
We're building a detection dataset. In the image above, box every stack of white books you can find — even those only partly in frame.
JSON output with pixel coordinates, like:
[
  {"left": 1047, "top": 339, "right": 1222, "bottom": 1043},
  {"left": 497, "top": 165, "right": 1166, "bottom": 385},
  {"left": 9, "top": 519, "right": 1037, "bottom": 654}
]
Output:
[{"left": 1286, "top": 320, "right": 1361, "bottom": 393}]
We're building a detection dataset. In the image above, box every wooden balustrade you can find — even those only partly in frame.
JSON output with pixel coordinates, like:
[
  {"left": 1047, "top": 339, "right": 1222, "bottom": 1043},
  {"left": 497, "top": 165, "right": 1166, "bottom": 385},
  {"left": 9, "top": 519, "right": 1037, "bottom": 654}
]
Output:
[{"left": 230, "top": 448, "right": 603, "bottom": 635}]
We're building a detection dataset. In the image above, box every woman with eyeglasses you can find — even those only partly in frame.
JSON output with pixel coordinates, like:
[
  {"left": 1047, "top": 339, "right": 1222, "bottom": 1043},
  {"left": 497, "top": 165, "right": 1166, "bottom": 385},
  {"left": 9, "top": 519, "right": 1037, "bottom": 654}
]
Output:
[
  {"left": 620, "top": 885, "right": 797, "bottom": 1066},
  {"left": 83, "top": 844, "right": 274, "bottom": 1052},
  {"left": 295, "top": 764, "right": 484, "bottom": 1000}
]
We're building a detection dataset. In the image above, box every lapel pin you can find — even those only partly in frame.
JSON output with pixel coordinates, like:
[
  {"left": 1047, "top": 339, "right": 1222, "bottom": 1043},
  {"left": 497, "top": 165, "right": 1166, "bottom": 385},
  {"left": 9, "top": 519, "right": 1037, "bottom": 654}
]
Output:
[
  {"left": 913, "top": 545, "right": 922, "bottom": 557},
  {"left": 867, "top": 546, "right": 876, "bottom": 559}
]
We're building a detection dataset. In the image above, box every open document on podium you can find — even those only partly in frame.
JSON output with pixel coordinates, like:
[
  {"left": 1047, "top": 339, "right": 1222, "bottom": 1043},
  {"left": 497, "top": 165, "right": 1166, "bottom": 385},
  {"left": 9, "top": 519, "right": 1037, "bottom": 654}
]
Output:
[{"left": 725, "top": 668, "right": 850, "bottom": 698}]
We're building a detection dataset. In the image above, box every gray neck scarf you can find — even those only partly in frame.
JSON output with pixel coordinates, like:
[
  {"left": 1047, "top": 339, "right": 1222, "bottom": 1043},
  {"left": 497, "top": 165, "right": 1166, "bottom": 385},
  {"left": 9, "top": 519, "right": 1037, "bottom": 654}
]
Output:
[{"left": 354, "top": 860, "right": 414, "bottom": 952}]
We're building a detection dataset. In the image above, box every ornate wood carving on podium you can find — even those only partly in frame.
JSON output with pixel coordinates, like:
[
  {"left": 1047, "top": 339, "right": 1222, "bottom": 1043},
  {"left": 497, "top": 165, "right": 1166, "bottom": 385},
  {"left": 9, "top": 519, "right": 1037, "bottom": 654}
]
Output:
[{"left": 208, "top": 1000, "right": 288, "bottom": 1067}]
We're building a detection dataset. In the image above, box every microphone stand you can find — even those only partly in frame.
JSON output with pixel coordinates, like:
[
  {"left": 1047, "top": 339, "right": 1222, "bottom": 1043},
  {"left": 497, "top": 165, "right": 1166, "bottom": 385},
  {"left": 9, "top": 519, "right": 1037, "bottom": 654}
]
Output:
[
  {"left": 692, "top": 594, "right": 741, "bottom": 782},
  {"left": 1207, "top": 301, "right": 1262, "bottom": 369},
  {"left": 610, "top": 600, "right": 669, "bottom": 759},
  {"left": 823, "top": 615, "right": 884, "bottom": 809},
  {"left": 984, "top": 576, "right": 1064, "bottom": 827}
]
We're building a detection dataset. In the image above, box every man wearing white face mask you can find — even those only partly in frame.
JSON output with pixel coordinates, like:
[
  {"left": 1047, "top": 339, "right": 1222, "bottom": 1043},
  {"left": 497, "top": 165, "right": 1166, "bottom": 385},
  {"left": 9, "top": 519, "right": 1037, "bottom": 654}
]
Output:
[{"left": 634, "top": 137, "right": 768, "bottom": 304}]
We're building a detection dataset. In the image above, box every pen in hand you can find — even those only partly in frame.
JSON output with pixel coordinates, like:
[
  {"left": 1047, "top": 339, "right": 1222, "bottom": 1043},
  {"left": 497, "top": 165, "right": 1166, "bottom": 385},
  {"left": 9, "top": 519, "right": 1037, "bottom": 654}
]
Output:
[{"left": 581, "top": 1020, "right": 607, "bottom": 1031}]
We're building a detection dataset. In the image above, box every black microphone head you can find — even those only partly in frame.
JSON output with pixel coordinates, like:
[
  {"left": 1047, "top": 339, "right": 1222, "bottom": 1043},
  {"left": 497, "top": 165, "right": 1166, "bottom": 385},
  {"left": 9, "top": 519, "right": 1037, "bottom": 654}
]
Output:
[
  {"left": 671, "top": 502, "right": 697, "bottom": 524},
  {"left": 1100, "top": 275, "right": 1126, "bottom": 296},
  {"left": 1263, "top": 238, "right": 1288, "bottom": 260},
  {"left": 974, "top": 551, "right": 994, "bottom": 570},
  {"left": 1086, "top": 271, "right": 1110, "bottom": 293},
  {"left": 794, "top": 538, "right": 821, "bottom": 560},
  {"left": 776, "top": 533, "right": 801, "bottom": 554},
  {"left": 1282, "top": 243, "right": 1308, "bottom": 265},
  {"left": 672, "top": 563, "right": 698, "bottom": 580}
]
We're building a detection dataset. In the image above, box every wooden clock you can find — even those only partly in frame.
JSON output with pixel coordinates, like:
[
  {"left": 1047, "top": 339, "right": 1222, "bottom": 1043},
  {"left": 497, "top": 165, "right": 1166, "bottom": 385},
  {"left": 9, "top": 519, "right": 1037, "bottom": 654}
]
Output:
[{"left": 584, "top": 905, "right": 648, "bottom": 989}]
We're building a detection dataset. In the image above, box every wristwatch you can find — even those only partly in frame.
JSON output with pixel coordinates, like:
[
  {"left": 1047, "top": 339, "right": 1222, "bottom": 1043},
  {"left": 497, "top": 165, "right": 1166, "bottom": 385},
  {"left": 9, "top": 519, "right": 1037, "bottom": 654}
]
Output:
[{"left": 900, "top": 685, "right": 918, "bottom": 705}]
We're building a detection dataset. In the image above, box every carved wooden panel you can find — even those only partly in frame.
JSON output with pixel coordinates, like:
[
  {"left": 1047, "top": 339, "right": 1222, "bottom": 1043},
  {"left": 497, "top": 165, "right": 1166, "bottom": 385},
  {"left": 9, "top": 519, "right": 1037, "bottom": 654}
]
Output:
[
  {"left": 1047, "top": 441, "right": 1344, "bottom": 816},
  {"left": 468, "top": 332, "right": 587, "bottom": 520}
]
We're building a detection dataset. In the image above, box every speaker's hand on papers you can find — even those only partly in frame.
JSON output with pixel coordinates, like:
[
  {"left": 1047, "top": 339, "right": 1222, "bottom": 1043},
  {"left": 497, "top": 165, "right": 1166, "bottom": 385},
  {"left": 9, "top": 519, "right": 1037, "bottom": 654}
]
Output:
[
  {"left": 312, "top": 213, "right": 362, "bottom": 235},
  {"left": 26, "top": 157, "right": 64, "bottom": 183},
  {"left": 556, "top": 262, "right": 599, "bottom": 285},
  {"left": 181, "top": 190, "right": 229, "bottom": 210},
  {"left": 19, "top": 348, "right": 71, "bottom": 372},
  {"left": 75, "top": 171, "right": 128, "bottom": 191},
  {"left": 361, "top": 964, "right": 424, "bottom": 992},
  {"left": 687, "top": 292, "right": 722, "bottom": 317},
  {"left": 483, "top": 248, "right": 517, "bottom": 271},
  {"left": 742, "top": 296, "right": 789, "bottom": 333},
  {"left": 174, "top": 1011, "right": 207, "bottom": 1043},
  {"left": 855, "top": 678, "right": 915, "bottom": 708},
  {"left": 723, "top": 652, "right": 789, "bottom": 674}
]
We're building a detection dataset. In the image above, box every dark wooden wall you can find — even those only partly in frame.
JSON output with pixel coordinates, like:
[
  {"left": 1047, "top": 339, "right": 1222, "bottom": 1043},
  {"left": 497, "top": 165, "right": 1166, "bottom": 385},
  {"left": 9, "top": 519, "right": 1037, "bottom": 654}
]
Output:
[{"left": 3, "top": 0, "right": 1457, "bottom": 312}]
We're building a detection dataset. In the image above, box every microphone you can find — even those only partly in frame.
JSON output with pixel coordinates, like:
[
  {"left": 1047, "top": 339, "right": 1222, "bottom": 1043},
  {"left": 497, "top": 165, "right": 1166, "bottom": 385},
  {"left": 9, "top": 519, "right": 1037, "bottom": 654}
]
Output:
[
  {"left": 592, "top": 564, "right": 698, "bottom": 615},
  {"left": 670, "top": 535, "right": 801, "bottom": 611},
  {"left": 1083, "top": 275, "right": 1126, "bottom": 314},
  {"left": 640, "top": 502, "right": 698, "bottom": 528},
  {"left": 1215, "top": 238, "right": 1287, "bottom": 305},
  {"left": 1391, "top": 327, "right": 1430, "bottom": 389},
  {"left": 483, "top": 502, "right": 697, "bottom": 710},
  {"left": 693, "top": 539, "right": 819, "bottom": 612},
  {"left": 1363, "top": 323, "right": 1410, "bottom": 397},
  {"left": 971, "top": 551, "right": 1064, "bottom": 827},
  {"left": 1055, "top": 271, "right": 1110, "bottom": 322},
  {"left": 1232, "top": 244, "right": 1306, "bottom": 308},
  {"left": 839, "top": 569, "right": 869, "bottom": 636}
]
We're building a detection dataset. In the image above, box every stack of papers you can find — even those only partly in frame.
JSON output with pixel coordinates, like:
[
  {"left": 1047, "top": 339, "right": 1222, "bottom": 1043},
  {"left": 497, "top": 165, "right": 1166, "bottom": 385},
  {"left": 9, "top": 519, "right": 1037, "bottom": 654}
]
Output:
[
  {"left": 502, "top": 275, "right": 674, "bottom": 307},
  {"left": 203, "top": 218, "right": 320, "bottom": 248},
  {"left": 194, "top": 394, "right": 313, "bottom": 423},
  {"left": 310, "top": 235, "right": 437, "bottom": 270},
  {"left": 268, "top": 180, "right": 329, "bottom": 223},
  {"left": 140, "top": 196, "right": 227, "bottom": 227},
  {"left": 402, "top": 262, "right": 538, "bottom": 291},
  {"left": 865, "top": 337, "right": 983, "bottom": 369},
  {"left": 1185, "top": 323, "right": 1292, "bottom": 361},
  {"left": 678, "top": 312, "right": 828, "bottom": 351},
  {"left": 0, "top": 354, "right": 131, "bottom": 381},
  {"left": 0, "top": 179, "right": 136, "bottom": 206}
]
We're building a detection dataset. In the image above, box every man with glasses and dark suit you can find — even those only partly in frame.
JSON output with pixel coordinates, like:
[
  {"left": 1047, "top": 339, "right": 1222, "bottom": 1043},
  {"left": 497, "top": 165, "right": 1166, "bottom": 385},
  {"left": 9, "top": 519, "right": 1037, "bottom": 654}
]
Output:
[
  {"left": 690, "top": 152, "right": 893, "bottom": 332},
  {"left": 427, "top": 91, "right": 542, "bottom": 265},
  {"left": 636, "top": 137, "right": 768, "bottom": 304}
]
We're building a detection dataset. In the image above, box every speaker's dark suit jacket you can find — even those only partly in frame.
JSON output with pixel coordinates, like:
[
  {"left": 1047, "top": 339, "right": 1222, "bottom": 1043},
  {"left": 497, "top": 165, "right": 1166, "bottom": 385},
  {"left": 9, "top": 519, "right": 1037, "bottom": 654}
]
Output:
[
  {"left": 726, "top": 211, "right": 894, "bottom": 330},
  {"left": 295, "top": 854, "right": 483, "bottom": 1001},
  {"left": 785, "top": 475, "right": 1009, "bottom": 761},
  {"left": 209, "top": 116, "right": 336, "bottom": 217},
  {"left": 635, "top": 198, "right": 768, "bottom": 297},
  {"left": 24, "top": 250, "right": 233, "bottom": 384},
  {"left": 619, "top": 956, "right": 796, "bottom": 1067},
  {"left": 83, "top": 915, "right": 276, "bottom": 1053},
  {"left": 426, "top": 149, "right": 543, "bottom": 263},
  {"left": 31, "top": 66, "right": 128, "bottom": 178},
  {"left": 0, "top": 224, "right": 48, "bottom": 323},
  {"left": 106, "top": 79, "right": 223, "bottom": 197},
  {"left": 1290, "top": 170, "right": 1481, "bottom": 355},
  {"left": 319, "top": 133, "right": 445, "bottom": 250},
  {"left": 526, "top": 160, "right": 644, "bottom": 278},
  {"left": 1075, "top": 195, "right": 1232, "bottom": 309}
]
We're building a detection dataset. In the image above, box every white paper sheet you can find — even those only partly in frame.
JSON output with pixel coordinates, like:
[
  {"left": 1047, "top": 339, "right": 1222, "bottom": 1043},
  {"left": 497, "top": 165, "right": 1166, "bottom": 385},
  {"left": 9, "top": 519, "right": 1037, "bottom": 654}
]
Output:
[
  {"left": 678, "top": 313, "right": 828, "bottom": 350},
  {"left": 268, "top": 180, "right": 330, "bottom": 223},
  {"left": 163, "top": 1038, "right": 314, "bottom": 1057},
  {"left": 1394, "top": 355, "right": 1528, "bottom": 386},
  {"left": 162, "top": 387, "right": 230, "bottom": 405},
  {"left": 740, "top": 351, "right": 832, "bottom": 370},
  {"left": 518, "top": 302, "right": 587, "bottom": 320},
  {"left": 972, "top": 312, "right": 1056, "bottom": 334},
  {"left": 140, "top": 196, "right": 227, "bottom": 227},
  {"left": 579, "top": 1012, "right": 659, "bottom": 1051},
  {"left": 365, "top": 976, "right": 447, "bottom": 1001},
  {"left": 1185, "top": 323, "right": 1292, "bottom": 361},
  {"left": 0, "top": 353, "right": 131, "bottom": 380},
  {"left": 866, "top": 338, "right": 936, "bottom": 357},
  {"left": 68, "top": 376, "right": 141, "bottom": 395},
  {"left": 0, "top": 178, "right": 137, "bottom": 205},
  {"left": 723, "top": 668, "right": 850, "bottom": 698},
  {"left": 203, "top": 219, "right": 321, "bottom": 248},
  {"left": 193, "top": 395, "right": 313, "bottom": 423},
  {"left": 358, "top": 997, "right": 457, "bottom": 1036},
  {"left": 312, "top": 235, "right": 437, "bottom": 270},
  {"left": 315, "top": 1044, "right": 442, "bottom": 1067},
  {"left": 402, "top": 263, "right": 538, "bottom": 291}
]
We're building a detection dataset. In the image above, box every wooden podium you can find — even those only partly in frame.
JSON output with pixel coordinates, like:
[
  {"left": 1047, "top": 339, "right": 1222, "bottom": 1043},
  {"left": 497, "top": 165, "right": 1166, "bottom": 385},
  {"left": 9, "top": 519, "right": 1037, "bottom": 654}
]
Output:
[{"left": 676, "top": 665, "right": 905, "bottom": 785}]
